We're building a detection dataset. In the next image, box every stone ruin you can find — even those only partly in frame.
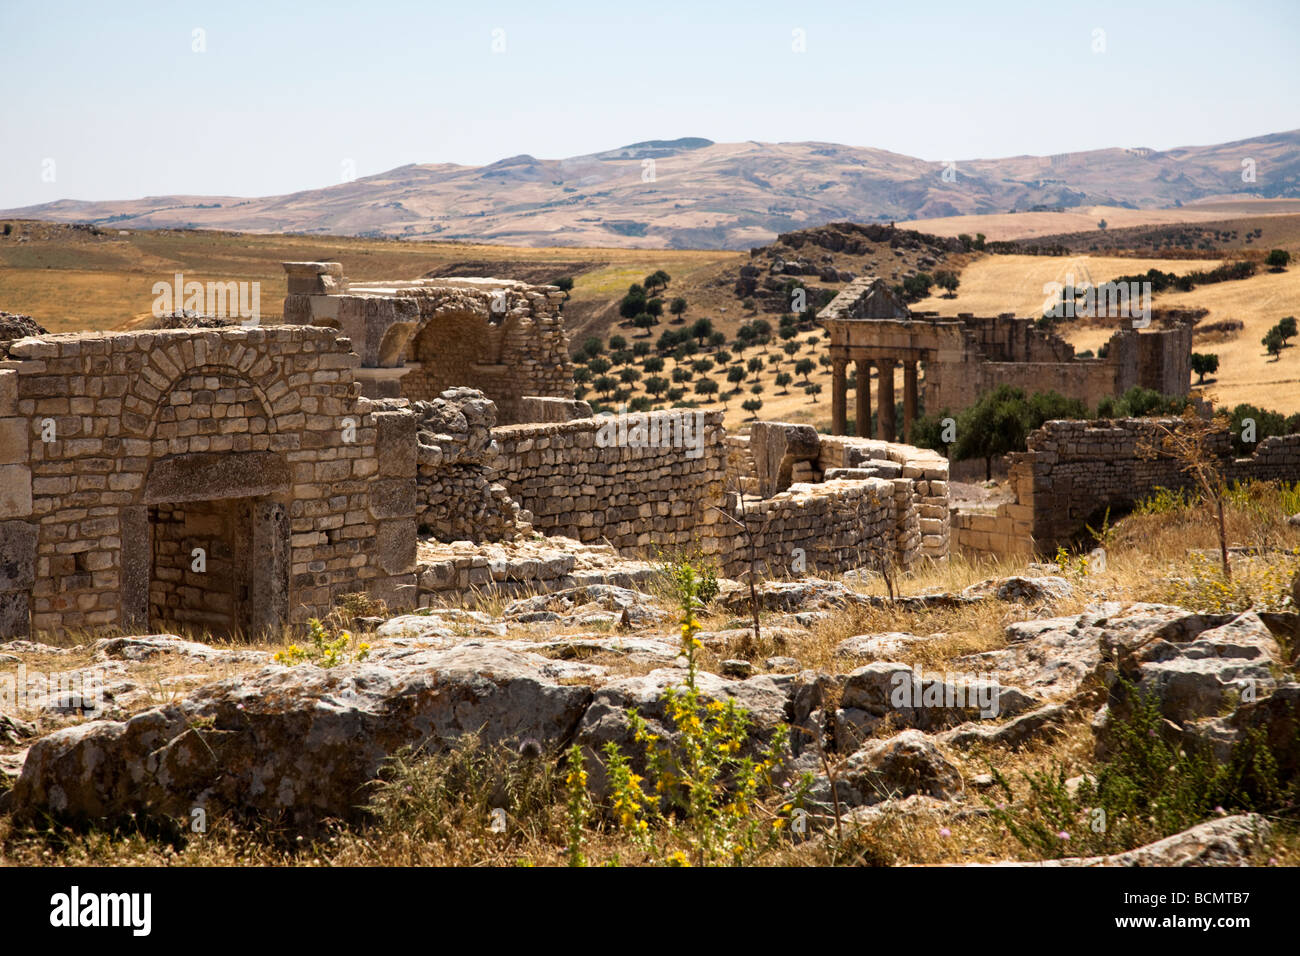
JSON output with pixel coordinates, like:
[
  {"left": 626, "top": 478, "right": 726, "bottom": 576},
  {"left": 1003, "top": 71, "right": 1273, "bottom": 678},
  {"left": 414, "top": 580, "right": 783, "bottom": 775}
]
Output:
[
  {"left": 818, "top": 277, "right": 1193, "bottom": 441},
  {"left": 954, "top": 417, "right": 1300, "bottom": 557},
  {"left": 281, "top": 262, "right": 574, "bottom": 422},
  {"left": 0, "top": 261, "right": 954, "bottom": 639}
]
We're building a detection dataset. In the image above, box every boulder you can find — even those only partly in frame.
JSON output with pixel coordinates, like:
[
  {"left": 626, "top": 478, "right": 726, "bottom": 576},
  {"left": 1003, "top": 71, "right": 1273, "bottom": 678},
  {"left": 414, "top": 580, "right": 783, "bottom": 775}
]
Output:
[
  {"left": 832, "top": 662, "right": 1038, "bottom": 748},
  {"left": 1, "top": 712, "right": 36, "bottom": 745},
  {"left": 1187, "top": 682, "right": 1300, "bottom": 777},
  {"left": 812, "top": 730, "right": 962, "bottom": 808},
  {"left": 1099, "top": 610, "right": 1280, "bottom": 727},
  {"left": 834, "top": 632, "right": 930, "bottom": 659},
  {"left": 957, "top": 602, "right": 1209, "bottom": 703},
  {"left": 979, "top": 815, "right": 1269, "bottom": 867},
  {"left": 92, "top": 634, "right": 270, "bottom": 664},
  {"left": 574, "top": 667, "right": 792, "bottom": 795},
  {"left": 938, "top": 703, "right": 1069, "bottom": 750},
  {"left": 720, "top": 578, "right": 873, "bottom": 614},
  {"left": 501, "top": 584, "right": 667, "bottom": 628},
  {"left": 962, "top": 575, "right": 1074, "bottom": 605},
  {"left": 8, "top": 644, "right": 594, "bottom": 831}
]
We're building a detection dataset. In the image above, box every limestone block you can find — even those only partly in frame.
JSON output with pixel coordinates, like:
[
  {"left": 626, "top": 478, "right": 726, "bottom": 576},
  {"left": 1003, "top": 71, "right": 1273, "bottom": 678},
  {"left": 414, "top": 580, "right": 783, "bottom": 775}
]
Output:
[
  {"left": 0, "top": 464, "right": 33, "bottom": 518},
  {"left": 0, "top": 417, "right": 28, "bottom": 466},
  {"left": 751, "top": 421, "right": 821, "bottom": 498},
  {"left": 0, "top": 590, "right": 31, "bottom": 637}
]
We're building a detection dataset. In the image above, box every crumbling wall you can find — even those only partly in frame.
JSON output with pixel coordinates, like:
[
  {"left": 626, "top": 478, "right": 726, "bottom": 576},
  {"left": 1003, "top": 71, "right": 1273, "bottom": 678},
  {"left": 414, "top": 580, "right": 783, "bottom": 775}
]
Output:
[
  {"left": 922, "top": 318, "right": 1190, "bottom": 415},
  {"left": 283, "top": 267, "right": 574, "bottom": 424},
  {"left": 955, "top": 417, "right": 1300, "bottom": 557},
  {"left": 413, "top": 388, "right": 524, "bottom": 543},
  {"left": 493, "top": 411, "right": 729, "bottom": 554},
  {"left": 818, "top": 435, "right": 950, "bottom": 562},
  {"left": 715, "top": 478, "right": 903, "bottom": 578},
  {"left": 493, "top": 414, "right": 949, "bottom": 577}
]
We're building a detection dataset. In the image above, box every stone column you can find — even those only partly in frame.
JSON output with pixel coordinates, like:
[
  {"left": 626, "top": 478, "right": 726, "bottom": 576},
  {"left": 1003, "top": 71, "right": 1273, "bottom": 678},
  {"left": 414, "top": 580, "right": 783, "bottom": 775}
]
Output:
[
  {"left": 903, "top": 360, "right": 918, "bottom": 444},
  {"left": 854, "top": 360, "right": 872, "bottom": 438},
  {"left": 877, "top": 357, "right": 896, "bottom": 441},
  {"left": 831, "top": 357, "right": 848, "bottom": 435}
]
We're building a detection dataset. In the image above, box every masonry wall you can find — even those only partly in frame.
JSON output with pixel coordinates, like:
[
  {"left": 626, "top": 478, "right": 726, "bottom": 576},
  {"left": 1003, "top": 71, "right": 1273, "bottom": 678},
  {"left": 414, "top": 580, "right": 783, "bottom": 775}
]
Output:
[
  {"left": 818, "top": 435, "right": 950, "bottom": 562},
  {"left": 493, "top": 411, "right": 729, "bottom": 554},
  {"left": 285, "top": 275, "right": 574, "bottom": 424},
  {"left": 922, "top": 319, "right": 1190, "bottom": 416},
  {"left": 715, "top": 478, "right": 900, "bottom": 578},
  {"left": 412, "top": 390, "right": 523, "bottom": 543},
  {"left": 401, "top": 288, "right": 574, "bottom": 422},
  {"left": 493, "top": 413, "right": 950, "bottom": 577},
  {"left": 0, "top": 326, "right": 418, "bottom": 638},
  {"left": 954, "top": 417, "right": 1300, "bottom": 557}
]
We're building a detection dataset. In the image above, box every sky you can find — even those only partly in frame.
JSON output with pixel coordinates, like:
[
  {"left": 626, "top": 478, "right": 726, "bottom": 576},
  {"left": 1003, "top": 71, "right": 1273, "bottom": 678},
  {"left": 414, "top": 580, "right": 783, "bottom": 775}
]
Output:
[{"left": 1, "top": 0, "right": 1297, "bottom": 209}]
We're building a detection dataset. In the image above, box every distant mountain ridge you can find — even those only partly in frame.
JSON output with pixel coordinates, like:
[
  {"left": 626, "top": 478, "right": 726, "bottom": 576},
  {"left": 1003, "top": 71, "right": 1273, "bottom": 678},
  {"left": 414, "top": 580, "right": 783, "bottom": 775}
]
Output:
[{"left": 4, "top": 131, "right": 1298, "bottom": 249}]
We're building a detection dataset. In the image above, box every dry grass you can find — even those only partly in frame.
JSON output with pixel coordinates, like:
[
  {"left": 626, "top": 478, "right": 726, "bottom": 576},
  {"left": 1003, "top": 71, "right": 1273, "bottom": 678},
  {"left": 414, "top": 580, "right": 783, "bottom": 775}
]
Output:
[{"left": 902, "top": 201, "right": 1300, "bottom": 244}]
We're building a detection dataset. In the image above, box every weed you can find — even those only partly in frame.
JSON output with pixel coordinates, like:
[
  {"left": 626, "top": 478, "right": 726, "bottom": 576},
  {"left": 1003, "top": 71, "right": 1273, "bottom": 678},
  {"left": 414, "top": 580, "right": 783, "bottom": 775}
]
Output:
[{"left": 273, "top": 618, "right": 370, "bottom": 668}]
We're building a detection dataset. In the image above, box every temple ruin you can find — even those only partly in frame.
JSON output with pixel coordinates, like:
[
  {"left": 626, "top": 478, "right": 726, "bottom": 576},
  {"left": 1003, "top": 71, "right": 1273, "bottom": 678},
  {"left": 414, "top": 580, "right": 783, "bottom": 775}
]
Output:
[
  {"left": 281, "top": 262, "right": 575, "bottom": 422},
  {"left": 817, "top": 277, "right": 1193, "bottom": 441}
]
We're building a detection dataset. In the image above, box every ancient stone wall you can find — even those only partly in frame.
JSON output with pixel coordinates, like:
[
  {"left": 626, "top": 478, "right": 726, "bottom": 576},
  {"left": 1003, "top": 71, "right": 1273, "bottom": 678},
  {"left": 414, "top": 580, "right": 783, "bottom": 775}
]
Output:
[
  {"left": 282, "top": 266, "right": 574, "bottom": 424},
  {"left": 0, "top": 326, "right": 417, "bottom": 638},
  {"left": 924, "top": 324, "right": 1192, "bottom": 416},
  {"left": 715, "top": 478, "right": 899, "bottom": 578},
  {"left": 493, "top": 414, "right": 950, "bottom": 577},
  {"left": 493, "top": 411, "right": 729, "bottom": 555},
  {"left": 818, "top": 435, "right": 950, "bottom": 562},
  {"left": 412, "top": 389, "right": 524, "bottom": 543},
  {"left": 954, "top": 417, "right": 1300, "bottom": 557}
]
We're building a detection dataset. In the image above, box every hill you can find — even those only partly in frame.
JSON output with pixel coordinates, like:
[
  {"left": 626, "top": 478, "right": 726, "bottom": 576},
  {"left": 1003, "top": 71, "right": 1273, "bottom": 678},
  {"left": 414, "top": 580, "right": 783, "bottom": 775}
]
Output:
[{"left": 4, "top": 130, "right": 1300, "bottom": 250}]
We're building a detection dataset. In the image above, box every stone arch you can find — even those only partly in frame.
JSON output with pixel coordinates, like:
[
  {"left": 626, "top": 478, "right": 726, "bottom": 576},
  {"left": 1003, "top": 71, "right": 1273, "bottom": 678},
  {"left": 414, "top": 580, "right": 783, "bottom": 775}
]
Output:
[
  {"left": 404, "top": 307, "right": 514, "bottom": 404},
  {"left": 116, "top": 346, "right": 297, "bottom": 638},
  {"left": 120, "top": 335, "right": 290, "bottom": 440},
  {"left": 144, "top": 366, "right": 281, "bottom": 444},
  {"left": 377, "top": 320, "right": 419, "bottom": 367}
]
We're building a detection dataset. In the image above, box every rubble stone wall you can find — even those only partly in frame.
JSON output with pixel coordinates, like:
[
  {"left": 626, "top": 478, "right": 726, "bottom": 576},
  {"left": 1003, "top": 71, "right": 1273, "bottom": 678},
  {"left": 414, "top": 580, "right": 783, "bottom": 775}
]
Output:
[
  {"left": 283, "top": 272, "right": 574, "bottom": 424},
  {"left": 715, "top": 477, "right": 901, "bottom": 578},
  {"left": 411, "top": 389, "right": 524, "bottom": 543},
  {"left": 954, "top": 417, "right": 1300, "bottom": 557},
  {"left": 493, "top": 411, "right": 729, "bottom": 555},
  {"left": 493, "top": 414, "right": 950, "bottom": 576},
  {"left": 818, "top": 435, "right": 950, "bottom": 561}
]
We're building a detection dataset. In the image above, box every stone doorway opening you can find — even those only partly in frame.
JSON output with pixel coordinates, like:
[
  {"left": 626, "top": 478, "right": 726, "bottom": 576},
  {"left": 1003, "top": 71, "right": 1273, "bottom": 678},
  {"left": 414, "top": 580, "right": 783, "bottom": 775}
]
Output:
[
  {"left": 132, "top": 451, "right": 292, "bottom": 640},
  {"left": 148, "top": 497, "right": 287, "bottom": 639}
]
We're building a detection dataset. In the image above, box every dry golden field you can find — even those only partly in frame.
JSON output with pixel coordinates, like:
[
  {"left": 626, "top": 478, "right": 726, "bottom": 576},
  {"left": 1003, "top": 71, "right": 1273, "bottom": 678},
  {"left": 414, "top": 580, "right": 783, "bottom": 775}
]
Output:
[
  {"left": 909, "top": 254, "right": 1224, "bottom": 317},
  {"left": 0, "top": 222, "right": 736, "bottom": 334},
  {"left": 2, "top": 221, "right": 1295, "bottom": 427},
  {"left": 903, "top": 199, "right": 1300, "bottom": 242}
]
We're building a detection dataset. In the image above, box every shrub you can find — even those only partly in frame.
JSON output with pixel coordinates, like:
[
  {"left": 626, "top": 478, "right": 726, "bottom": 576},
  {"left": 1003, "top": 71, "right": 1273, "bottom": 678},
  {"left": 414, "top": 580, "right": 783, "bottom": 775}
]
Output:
[
  {"left": 988, "top": 680, "right": 1291, "bottom": 859},
  {"left": 600, "top": 563, "right": 795, "bottom": 865}
]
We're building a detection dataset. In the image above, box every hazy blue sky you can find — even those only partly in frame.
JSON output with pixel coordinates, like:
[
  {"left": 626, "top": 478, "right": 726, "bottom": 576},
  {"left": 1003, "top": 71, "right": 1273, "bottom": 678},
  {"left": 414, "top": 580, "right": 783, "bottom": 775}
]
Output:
[{"left": 1, "top": 0, "right": 1297, "bottom": 208}]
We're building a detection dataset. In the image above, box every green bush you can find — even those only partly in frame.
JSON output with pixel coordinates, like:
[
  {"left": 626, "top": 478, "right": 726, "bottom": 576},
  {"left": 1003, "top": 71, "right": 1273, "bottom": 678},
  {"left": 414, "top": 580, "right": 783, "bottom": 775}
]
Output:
[{"left": 988, "top": 681, "right": 1291, "bottom": 859}]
